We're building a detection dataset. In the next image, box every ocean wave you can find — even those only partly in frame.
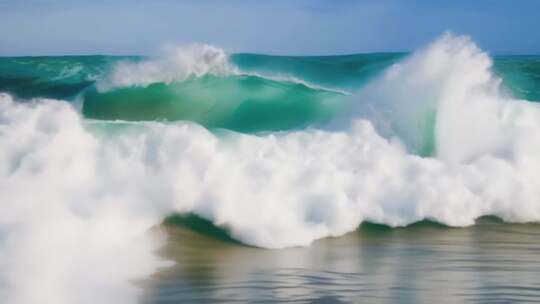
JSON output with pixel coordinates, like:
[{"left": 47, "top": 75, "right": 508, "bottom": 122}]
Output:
[
  {"left": 97, "top": 44, "right": 349, "bottom": 94},
  {"left": 1, "top": 34, "right": 540, "bottom": 304},
  {"left": 84, "top": 74, "right": 345, "bottom": 132},
  {"left": 86, "top": 45, "right": 349, "bottom": 132},
  {"left": 97, "top": 44, "right": 236, "bottom": 91}
]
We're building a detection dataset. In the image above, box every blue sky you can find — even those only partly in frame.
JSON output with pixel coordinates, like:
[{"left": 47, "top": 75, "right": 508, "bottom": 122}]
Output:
[{"left": 1, "top": 0, "right": 539, "bottom": 56}]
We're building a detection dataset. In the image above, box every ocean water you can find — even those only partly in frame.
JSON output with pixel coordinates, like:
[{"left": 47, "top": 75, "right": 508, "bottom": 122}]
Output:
[
  {"left": 1, "top": 34, "right": 540, "bottom": 304},
  {"left": 145, "top": 216, "right": 540, "bottom": 303}
]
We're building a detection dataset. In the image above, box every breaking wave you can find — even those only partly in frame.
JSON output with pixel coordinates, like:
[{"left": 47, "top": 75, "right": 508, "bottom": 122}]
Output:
[{"left": 1, "top": 34, "right": 540, "bottom": 304}]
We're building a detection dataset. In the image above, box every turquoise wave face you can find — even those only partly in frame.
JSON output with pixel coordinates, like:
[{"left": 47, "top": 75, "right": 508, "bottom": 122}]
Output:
[
  {"left": 0, "top": 53, "right": 539, "bottom": 133},
  {"left": 83, "top": 75, "right": 344, "bottom": 132},
  {"left": 230, "top": 53, "right": 405, "bottom": 90},
  {"left": 494, "top": 56, "right": 540, "bottom": 101},
  {"left": 0, "top": 56, "right": 118, "bottom": 99}
]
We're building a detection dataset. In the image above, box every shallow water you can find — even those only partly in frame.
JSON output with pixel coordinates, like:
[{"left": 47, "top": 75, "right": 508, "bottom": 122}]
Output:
[{"left": 143, "top": 217, "right": 540, "bottom": 303}]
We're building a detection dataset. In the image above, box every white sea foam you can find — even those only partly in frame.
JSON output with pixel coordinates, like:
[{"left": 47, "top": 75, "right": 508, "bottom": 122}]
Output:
[
  {"left": 98, "top": 44, "right": 237, "bottom": 91},
  {"left": 346, "top": 33, "right": 525, "bottom": 162},
  {"left": 0, "top": 94, "right": 168, "bottom": 304},
  {"left": 1, "top": 34, "right": 540, "bottom": 304},
  {"left": 98, "top": 44, "right": 348, "bottom": 94}
]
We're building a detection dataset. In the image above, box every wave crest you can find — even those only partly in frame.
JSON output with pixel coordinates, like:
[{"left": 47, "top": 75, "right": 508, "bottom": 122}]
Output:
[
  {"left": 2, "top": 34, "right": 540, "bottom": 304},
  {"left": 98, "top": 44, "right": 236, "bottom": 91}
]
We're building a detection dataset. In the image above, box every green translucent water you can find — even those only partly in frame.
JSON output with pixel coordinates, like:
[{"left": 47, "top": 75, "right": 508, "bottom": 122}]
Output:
[
  {"left": 230, "top": 53, "right": 405, "bottom": 90},
  {"left": 0, "top": 56, "right": 117, "bottom": 99},
  {"left": 2, "top": 52, "right": 540, "bottom": 304},
  {"left": 494, "top": 55, "right": 540, "bottom": 101},
  {"left": 419, "top": 109, "right": 437, "bottom": 157},
  {"left": 83, "top": 75, "right": 344, "bottom": 132},
  {"left": 1, "top": 53, "right": 539, "bottom": 136}
]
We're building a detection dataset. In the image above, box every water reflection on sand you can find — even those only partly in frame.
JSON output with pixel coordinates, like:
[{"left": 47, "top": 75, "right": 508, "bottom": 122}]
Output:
[{"left": 143, "top": 216, "right": 540, "bottom": 303}]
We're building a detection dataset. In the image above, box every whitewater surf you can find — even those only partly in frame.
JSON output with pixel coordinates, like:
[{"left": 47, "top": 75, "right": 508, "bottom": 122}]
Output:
[{"left": 1, "top": 34, "right": 540, "bottom": 303}]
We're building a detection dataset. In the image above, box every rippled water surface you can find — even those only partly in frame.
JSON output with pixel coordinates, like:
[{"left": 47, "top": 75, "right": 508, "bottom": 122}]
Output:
[{"left": 142, "top": 217, "right": 540, "bottom": 303}]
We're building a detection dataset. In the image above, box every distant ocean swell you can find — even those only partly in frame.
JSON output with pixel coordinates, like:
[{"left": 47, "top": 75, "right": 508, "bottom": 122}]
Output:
[{"left": 1, "top": 34, "right": 540, "bottom": 303}]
